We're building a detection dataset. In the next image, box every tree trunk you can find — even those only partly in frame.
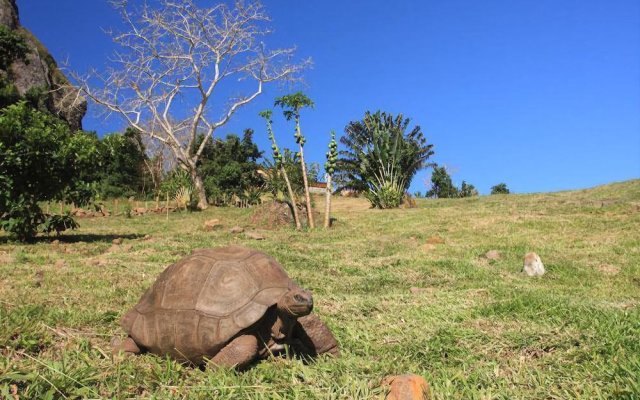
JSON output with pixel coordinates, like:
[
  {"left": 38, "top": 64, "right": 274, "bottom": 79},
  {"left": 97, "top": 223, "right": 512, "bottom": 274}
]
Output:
[
  {"left": 190, "top": 169, "right": 208, "bottom": 210},
  {"left": 298, "top": 145, "right": 315, "bottom": 228},
  {"left": 324, "top": 173, "right": 332, "bottom": 228},
  {"left": 281, "top": 166, "right": 302, "bottom": 230}
]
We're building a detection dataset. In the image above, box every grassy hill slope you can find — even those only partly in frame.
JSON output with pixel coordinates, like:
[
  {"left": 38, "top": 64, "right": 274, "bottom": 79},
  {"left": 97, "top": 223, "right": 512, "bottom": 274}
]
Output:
[{"left": 1, "top": 180, "right": 638, "bottom": 398}]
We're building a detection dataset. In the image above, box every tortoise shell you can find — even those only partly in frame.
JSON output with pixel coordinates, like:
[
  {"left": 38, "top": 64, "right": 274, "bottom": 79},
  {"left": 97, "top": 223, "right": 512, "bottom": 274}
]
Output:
[{"left": 121, "top": 245, "right": 298, "bottom": 363}]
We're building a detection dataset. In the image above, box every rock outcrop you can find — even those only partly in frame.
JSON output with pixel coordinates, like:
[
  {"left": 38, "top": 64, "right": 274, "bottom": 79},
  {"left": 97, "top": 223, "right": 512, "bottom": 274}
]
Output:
[{"left": 0, "top": 0, "right": 86, "bottom": 130}]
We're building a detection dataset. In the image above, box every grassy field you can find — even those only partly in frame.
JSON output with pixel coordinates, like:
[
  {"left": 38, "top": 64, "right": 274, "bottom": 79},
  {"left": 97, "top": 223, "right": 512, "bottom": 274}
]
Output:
[{"left": 1, "top": 180, "right": 639, "bottom": 399}]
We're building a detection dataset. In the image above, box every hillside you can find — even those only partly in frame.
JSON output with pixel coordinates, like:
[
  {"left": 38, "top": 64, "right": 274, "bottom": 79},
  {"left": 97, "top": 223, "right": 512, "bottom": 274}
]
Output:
[{"left": 0, "top": 180, "right": 638, "bottom": 398}]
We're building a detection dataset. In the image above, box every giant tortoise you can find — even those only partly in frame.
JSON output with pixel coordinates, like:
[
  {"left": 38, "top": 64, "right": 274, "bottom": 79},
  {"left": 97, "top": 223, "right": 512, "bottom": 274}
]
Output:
[{"left": 112, "top": 245, "right": 338, "bottom": 369}]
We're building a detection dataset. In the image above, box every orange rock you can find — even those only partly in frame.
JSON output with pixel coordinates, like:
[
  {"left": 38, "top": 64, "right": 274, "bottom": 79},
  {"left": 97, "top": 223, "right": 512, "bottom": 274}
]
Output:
[{"left": 381, "top": 374, "right": 430, "bottom": 400}]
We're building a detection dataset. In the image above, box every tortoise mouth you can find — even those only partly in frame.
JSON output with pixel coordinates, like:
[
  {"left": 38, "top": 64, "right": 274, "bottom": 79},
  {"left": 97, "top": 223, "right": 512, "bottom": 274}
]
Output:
[{"left": 280, "top": 289, "right": 313, "bottom": 317}]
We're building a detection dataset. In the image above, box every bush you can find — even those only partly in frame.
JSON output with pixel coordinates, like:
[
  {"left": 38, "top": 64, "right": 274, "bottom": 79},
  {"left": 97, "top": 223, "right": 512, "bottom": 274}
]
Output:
[
  {"left": 459, "top": 181, "right": 479, "bottom": 198},
  {"left": 0, "top": 102, "right": 97, "bottom": 240},
  {"left": 427, "top": 166, "right": 459, "bottom": 198},
  {"left": 491, "top": 183, "right": 510, "bottom": 195}
]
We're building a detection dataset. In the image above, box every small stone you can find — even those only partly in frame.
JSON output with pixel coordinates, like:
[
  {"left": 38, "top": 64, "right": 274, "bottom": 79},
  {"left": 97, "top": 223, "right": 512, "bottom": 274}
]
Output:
[
  {"left": 230, "top": 226, "right": 245, "bottom": 234},
  {"left": 485, "top": 250, "right": 501, "bottom": 261},
  {"left": 51, "top": 240, "right": 60, "bottom": 246},
  {"left": 143, "top": 234, "right": 152, "bottom": 240},
  {"left": 245, "top": 231, "right": 265, "bottom": 240},
  {"left": 425, "top": 236, "right": 444, "bottom": 245},
  {"left": 523, "top": 252, "right": 545, "bottom": 276},
  {"left": 203, "top": 219, "right": 223, "bottom": 231},
  {"left": 381, "top": 374, "right": 431, "bottom": 400},
  {"left": 112, "top": 238, "right": 123, "bottom": 245},
  {"left": 54, "top": 260, "right": 67, "bottom": 268},
  {"left": 133, "top": 207, "right": 147, "bottom": 215}
]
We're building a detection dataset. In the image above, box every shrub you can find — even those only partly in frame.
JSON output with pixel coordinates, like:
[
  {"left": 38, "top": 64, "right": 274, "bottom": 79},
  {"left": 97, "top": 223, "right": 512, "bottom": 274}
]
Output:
[
  {"left": 459, "top": 181, "right": 479, "bottom": 197},
  {"left": 0, "top": 102, "right": 97, "bottom": 240},
  {"left": 427, "top": 166, "right": 459, "bottom": 198},
  {"left": 491, "top": 183, "right": 510, "bottom": 195}
]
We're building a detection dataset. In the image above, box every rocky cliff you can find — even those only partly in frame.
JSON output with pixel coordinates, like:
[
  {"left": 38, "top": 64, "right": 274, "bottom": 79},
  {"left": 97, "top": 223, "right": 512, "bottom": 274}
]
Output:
[{"left": 0, "top": 0, "right": 86, "bottom": 130}]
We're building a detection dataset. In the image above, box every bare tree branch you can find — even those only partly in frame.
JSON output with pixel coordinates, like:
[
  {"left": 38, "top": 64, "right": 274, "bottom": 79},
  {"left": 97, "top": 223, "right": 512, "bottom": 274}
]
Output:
[{"left": 70, "top": 0, "right": 310, "bottom": 209}]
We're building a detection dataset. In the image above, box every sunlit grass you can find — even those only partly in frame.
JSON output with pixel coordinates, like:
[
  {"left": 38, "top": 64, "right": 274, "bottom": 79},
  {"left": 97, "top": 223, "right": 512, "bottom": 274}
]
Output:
[{"left": 1, "top": 180, "right": 639, "bottom": 398}]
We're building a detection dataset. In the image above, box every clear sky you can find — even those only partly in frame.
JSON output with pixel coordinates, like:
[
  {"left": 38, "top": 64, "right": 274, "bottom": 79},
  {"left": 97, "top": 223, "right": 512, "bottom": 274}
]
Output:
[{"left": 19, "top": 0, "right": 640, "bottom": 194}]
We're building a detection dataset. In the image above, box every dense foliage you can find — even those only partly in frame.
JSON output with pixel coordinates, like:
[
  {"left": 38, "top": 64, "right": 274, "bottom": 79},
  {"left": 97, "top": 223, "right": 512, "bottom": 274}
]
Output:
[
  {"left": 427, "top": 166, "right": 459, "bottom": 198},
  {"left": 336, "top": 111, "right": 434, "bottom": 208},
  {"left": 0, "top": 25, "right": 28, "bottom": 70},
  {"left": 459, "top": 181, "right": 479, "bottom": 198},
  {"left": 94, "top": 128, "right": 150, "bottom": 199},
  {"left": 491, "top": 183, "right": 510, "bottom": 194},
  {"left": 427, "top": 167, "right": 478, "bottom": 198},
  {"left": 0, "top": 102, "right": 97, "bottom": 240},
  {"left": 196, "top": 130, "right": 263, "bottom": 206}
]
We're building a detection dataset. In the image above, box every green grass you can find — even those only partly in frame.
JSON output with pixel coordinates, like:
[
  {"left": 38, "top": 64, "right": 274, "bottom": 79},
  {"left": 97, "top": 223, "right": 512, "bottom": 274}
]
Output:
[{"left": 1, "top": 180, "right": 639, "bottom": 399}]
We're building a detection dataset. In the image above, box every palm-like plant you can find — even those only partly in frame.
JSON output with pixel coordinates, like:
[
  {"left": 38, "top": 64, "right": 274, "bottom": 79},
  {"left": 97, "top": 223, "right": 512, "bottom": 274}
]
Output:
[
  {"left": 336, "top": 111, "right": 434, "bottom": 208},
  {"left": 274, "top": 92, "right": 315, "bottom": 228},
  {"left": 259, "top": 110, "right": 302, "bottom": 229}
]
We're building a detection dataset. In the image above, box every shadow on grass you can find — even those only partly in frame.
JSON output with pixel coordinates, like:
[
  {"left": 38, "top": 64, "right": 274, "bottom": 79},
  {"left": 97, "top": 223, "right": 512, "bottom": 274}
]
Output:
[{"left": 0, "top": 233, "right": 145, "bottom": 245}]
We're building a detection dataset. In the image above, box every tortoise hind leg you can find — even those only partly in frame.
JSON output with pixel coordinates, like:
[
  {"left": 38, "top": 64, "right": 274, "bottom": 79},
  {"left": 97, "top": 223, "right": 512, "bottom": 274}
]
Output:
[
  {"left": 111, "top": 336, "right": 142, "bottom": 356},
  {"left": 208, "top": 334, "right": 259, "bottom": 370}
]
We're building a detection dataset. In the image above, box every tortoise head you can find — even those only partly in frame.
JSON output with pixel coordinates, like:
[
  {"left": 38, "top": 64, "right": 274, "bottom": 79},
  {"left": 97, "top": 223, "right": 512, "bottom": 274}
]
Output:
[
  {"left": 277, "top": 287, "right": 313, "bottom": 318},
  {"left": 264, "top": 287, "right": 313, "bottom": 353}
]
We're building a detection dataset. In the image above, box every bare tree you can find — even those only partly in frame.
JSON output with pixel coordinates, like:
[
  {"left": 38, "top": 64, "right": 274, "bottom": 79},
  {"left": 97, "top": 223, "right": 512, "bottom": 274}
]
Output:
[{"left": 73, "top": 0, "right": 309, "bottom": 209}]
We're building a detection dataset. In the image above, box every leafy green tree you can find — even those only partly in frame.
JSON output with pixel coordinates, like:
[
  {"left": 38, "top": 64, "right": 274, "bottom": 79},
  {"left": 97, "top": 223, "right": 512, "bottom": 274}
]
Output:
[
  {"left": 491, "top": 183, "right": 510, "bottom": 195},
  {"left": 197, "top": 129, "right": 263, "bottom": 206},
  {"left": 459, "top": 181, "right": 479, "bottom": 198},
  {"left": 275, "top": 92, "right": 316, "bottom": 227},
  {"left": 336, "top": 111, "right": 434, "bottom": 208},
  {"left": 0, "top": 102, "right": 98, "bottom": 240},
  {"left": 426, "top": 166, "right": 459, "bottom": 198},
  {"left": 95, "top": 128, "right": 149, "bottom": 198}
]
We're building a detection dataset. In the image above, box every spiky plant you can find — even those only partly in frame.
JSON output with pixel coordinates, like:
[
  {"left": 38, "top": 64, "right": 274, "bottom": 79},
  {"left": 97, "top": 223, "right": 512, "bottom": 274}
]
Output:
[
  {"left": 259, "top": 110, "right": 301, "bottom": 229},
  {"left": 324, "top": 130, "right": 338, "bottom": 228},
  {"left": 174, "top": 186, "right": 192, "bottom": 211},
  {"left": 336, "top": 111, "right": 435, "bottom": 208},
  {"left": 274, "top": 92, "right": 315, "bottom": 228}
]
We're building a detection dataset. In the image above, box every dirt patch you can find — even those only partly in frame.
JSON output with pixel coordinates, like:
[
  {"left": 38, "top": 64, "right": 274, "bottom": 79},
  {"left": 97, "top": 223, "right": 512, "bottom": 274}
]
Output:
[
  {"left": 596, "top": 264, "right": 620, "bottom": 275},
  {"left": 250, "top": 201, "right": 321, "bottom": 229}
]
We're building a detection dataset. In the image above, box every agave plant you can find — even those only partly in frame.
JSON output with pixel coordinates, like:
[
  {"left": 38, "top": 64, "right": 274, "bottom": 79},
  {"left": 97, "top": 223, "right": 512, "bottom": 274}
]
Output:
[
  {"left": 336, "top": 111, "right": 435, "bottom": 208},
  {"left": 174, "top": 186, "right": 192, "bottom": 211}
]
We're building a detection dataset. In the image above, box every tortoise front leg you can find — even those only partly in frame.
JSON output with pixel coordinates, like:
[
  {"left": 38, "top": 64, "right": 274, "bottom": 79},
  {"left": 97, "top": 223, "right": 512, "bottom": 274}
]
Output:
[
  {"left": 292, "top": 314, "right": 339, "bottom": 357},
  {"left": 209, "top": 334, "right": 259, "bottom": 369}
]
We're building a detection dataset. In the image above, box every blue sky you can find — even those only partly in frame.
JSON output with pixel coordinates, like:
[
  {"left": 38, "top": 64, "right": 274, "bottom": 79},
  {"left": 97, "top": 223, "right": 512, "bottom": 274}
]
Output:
[{"left": 19, "top": 0, "right": 640, "bottom": 194}]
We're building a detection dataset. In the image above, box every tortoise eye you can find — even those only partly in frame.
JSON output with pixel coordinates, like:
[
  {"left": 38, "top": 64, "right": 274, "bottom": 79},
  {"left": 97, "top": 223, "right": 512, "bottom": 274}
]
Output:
[{"left": 293, "top": 294, "right": 307, "bottom": 303}]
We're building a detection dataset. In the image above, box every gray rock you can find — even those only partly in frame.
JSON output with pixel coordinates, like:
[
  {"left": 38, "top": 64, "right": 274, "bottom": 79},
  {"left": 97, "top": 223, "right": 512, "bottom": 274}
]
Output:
[
  {"left": 1, "top": 0, "right": 87, "bottom": 130},
  {"left": 0, "top": 0, "right": 19, "bottom": 29},
  {"left": 523, "top": 252, "right": 545, "bottom": 276}
]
